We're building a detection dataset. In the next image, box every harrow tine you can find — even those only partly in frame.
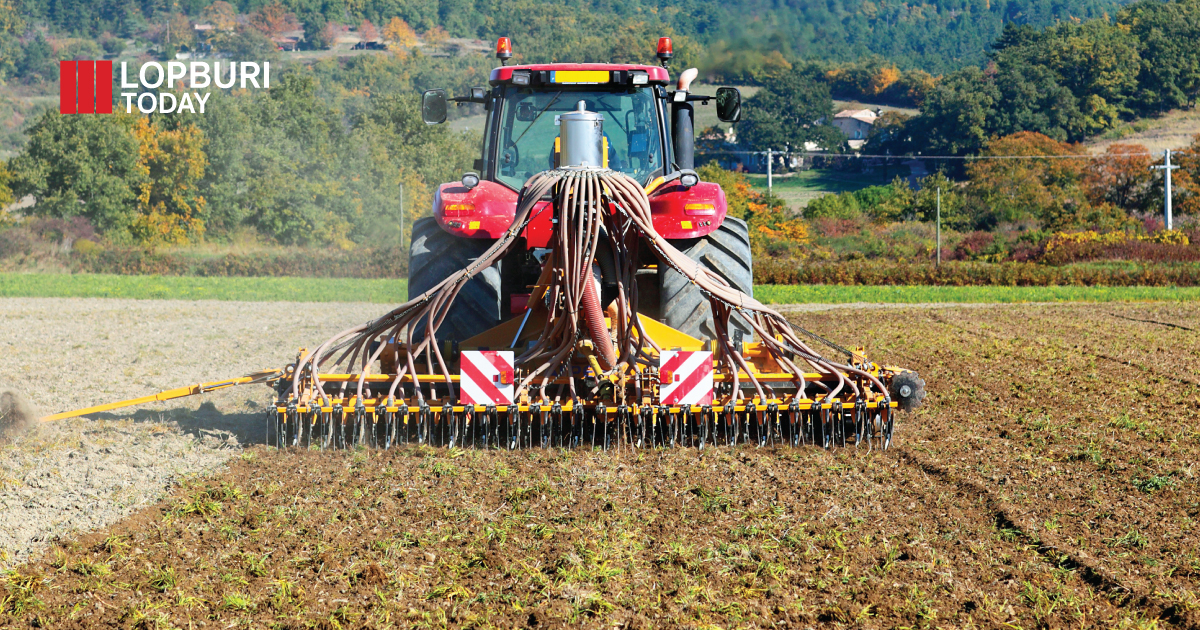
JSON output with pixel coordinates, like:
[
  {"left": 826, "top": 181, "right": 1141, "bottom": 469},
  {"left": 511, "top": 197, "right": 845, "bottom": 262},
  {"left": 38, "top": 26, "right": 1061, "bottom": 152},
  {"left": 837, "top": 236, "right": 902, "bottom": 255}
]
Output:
[
  {"left": 509, "top": 408, "right": 519, "bottom": 450},
  {"left": 617, "top": 405, "right": 629, "bottom": 451},
  {"left": 747, "top": 401, "right": 762, "bottom": 447},
  {"left": 767, "top": 402, "right": 779, "bottom": 447},
  {"left": 832, "top": 400, "right": 844, "bottom": 448},
  {"left": 353, "top": 403, "right": 365, "bottom": 448},
  {"left": 601, "top": 404, "right": 610, "bottom": 451},
  {"left": 570, "top": 404, "right": 580, "bottom": 448},
  {"left": 686, "top": 405, "right": 696, "bottom": 448},
  {"left": 284, "top": 403, "right": 295, "bottom": 448},
  {"left": 817, "top": 406, "right": 828, "bottom": 449},
  {"left": 420, "top": 402, "right": 431, "bottom": 446},
  {"left": 637, "top": 406, "right": 649, "bottom": 448},
  {"left": 551, "top": 402, "right": 562, "bottom": 449},
  {"left": 332, "top": 404, "right": 344, "bottom": 449},
  {"left": 667, "top": 407, "right": 675, "bottom": 448},
  {"left": 661, "top": 404, "right": 669, "bottom": 448},
  {"left": 854, "top": 400, "right": 868, "bottom": 450},
  {"left": 882, "top": 398, "right": 894, "bottom": 450},
  {"left": 484, "top": 404, "right": 495, "bottom": 449}
]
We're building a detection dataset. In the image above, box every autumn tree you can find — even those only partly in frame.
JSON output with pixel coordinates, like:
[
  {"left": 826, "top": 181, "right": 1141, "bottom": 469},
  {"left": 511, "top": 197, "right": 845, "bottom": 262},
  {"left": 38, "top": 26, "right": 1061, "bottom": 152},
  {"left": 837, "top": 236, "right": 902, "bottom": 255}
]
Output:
[
  {"left": 1084, "top": 143, "right": 1153, "bottom": 212},
  {"left": 966, "top": 131, "right": 1092, "bottom": 229},
  {"left": 249, "top": 1, "right": 300, "bottom": 38},
  {"left": 166, "top": 13, "right": 196, "bottom": 50},
  {"left": 869, "top": 66, "right": 901, "bottom": 95},
  {"left": 1171, "top": 134, "right": 1200, "bottom": 218},
  {"left": 130, "top": 117, "right": 208, "bottom": 244},
  {"left": 424, "top": 26, "right": 449, "bottom": 48},
  {"left": 358, "top": 19, "right": 378, "bottom": 42},
  {"left": 0, "top": 160, "right": 13, "bottom": 210},
  {"left": 382, "top": 17, "right": 417, "bottom": 49},
  {"left": 201, "top": 1, "right": 237, "bottom": 32},
  {"left": 317, "top": 22, "right": 344, "bottom": 49}
]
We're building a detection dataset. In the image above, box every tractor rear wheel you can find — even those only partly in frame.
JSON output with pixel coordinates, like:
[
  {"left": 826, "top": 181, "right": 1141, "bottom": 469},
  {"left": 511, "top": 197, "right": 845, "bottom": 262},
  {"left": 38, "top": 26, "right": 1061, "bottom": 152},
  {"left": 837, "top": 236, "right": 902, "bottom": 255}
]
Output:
[
  {"left": 659, "top": 217, "right": 755, "bottom": 341},
  {"left": 407, "top": 217, "right": 503, "bottom": 343}
]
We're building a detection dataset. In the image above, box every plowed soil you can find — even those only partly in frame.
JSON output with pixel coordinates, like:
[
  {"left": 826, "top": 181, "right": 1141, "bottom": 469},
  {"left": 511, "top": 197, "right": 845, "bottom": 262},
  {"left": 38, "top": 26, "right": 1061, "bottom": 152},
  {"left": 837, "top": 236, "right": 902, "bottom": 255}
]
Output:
[{"left": 2, "top": 302, "right": 1198, "bottom": 629}]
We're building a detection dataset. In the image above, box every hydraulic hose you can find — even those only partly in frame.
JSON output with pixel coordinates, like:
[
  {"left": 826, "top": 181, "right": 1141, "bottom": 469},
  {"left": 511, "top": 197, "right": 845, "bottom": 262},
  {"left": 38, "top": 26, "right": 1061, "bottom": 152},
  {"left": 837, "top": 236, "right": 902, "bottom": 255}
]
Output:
[
  {"left": 296, "top": 166, "right": 885, "bottom": 414},
  {"left": 580, "top": 267, "right": 616, "bottom": 370}
]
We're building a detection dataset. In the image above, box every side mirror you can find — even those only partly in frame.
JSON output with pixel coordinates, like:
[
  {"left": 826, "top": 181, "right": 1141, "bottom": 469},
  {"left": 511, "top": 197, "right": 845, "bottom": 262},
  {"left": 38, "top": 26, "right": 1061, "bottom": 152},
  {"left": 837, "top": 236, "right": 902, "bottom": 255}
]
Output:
[
  {"left": 422, "top": 89, "right": 447, "bottom": 125},
  {"left": 716, "top": 87, "right": 741, "bottom": 123}
]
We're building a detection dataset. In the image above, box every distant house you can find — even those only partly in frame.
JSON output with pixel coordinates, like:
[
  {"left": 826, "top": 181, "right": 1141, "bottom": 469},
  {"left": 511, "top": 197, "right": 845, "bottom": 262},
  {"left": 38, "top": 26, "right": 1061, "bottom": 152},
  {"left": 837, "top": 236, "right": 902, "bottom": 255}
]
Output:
[
  {"left": 832, "top": 109, "right": 879, "bottom": 149},
  {"left": 272, "top": 36, "right": 300, "bottom": 51}
]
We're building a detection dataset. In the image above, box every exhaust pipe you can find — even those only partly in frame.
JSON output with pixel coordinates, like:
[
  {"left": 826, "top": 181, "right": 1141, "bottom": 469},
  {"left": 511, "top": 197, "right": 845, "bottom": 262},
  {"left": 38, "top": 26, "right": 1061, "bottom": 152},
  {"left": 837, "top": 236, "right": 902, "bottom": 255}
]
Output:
[{"left": 672, "top": 68, "right": 699, "bottom": 170}]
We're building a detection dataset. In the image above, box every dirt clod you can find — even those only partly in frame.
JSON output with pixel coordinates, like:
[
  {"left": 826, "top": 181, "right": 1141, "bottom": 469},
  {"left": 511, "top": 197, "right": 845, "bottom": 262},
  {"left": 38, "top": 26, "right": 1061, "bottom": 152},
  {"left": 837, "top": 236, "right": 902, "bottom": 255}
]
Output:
[{"left": 0, "top": 389, "right": 36, "bottom": 440}]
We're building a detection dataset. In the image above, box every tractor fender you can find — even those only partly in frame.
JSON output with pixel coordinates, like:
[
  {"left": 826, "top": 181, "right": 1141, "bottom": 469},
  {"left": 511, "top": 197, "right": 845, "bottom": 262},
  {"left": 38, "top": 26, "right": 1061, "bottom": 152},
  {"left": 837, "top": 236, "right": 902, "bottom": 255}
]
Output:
[
  {"left": 648, "top": 181, "right": 727, "bottom": 240},
  {"left": 433, "top": 180, "right": 518, "bottom": 239}
]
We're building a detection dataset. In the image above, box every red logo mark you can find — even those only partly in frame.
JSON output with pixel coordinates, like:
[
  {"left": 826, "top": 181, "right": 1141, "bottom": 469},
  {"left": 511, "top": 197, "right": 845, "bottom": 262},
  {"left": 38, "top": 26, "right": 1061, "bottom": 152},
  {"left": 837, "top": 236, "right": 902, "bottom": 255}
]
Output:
[{"left": 60, "top": 60, "right": 113, "bottom": 115}]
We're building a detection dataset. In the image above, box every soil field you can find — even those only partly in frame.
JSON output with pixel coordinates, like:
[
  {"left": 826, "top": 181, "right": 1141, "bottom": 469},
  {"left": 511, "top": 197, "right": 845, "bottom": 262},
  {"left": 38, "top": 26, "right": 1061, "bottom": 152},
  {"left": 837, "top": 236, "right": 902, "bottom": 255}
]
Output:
[{"left": 1, "top": 300, "right": 1199, "bottom": 629}]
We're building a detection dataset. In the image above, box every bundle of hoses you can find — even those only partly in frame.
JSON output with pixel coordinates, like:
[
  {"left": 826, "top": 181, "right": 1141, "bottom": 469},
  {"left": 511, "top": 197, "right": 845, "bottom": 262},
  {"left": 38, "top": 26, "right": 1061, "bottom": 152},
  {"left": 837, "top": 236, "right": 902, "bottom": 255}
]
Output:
[{"left": 289, "top": 168, "right": 889, "bottom": 414}]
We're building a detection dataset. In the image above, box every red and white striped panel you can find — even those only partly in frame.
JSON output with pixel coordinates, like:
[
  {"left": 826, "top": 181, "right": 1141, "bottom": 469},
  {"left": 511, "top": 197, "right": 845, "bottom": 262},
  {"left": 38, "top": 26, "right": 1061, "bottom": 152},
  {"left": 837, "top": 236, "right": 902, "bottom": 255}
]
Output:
[
  {"left": 658, "top": 351, "right": 714, "bottom": 405},
  {"left": 459, "top": 351, "right": 515, "bottom": 405}
]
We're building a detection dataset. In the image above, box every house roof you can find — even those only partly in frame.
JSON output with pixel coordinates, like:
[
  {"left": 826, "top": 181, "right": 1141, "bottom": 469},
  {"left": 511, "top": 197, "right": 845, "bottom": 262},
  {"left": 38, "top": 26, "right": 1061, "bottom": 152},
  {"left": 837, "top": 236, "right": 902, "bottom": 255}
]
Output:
[{"left": 834, "top": 109, "right": 878, "bottom": 124}]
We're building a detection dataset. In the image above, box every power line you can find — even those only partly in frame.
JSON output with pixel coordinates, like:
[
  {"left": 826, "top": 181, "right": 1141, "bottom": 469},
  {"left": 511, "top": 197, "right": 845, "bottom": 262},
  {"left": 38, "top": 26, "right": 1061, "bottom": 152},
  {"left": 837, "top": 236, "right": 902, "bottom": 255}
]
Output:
[{"left": 700, "top": 149, "right": 1197, "bottom": 160}]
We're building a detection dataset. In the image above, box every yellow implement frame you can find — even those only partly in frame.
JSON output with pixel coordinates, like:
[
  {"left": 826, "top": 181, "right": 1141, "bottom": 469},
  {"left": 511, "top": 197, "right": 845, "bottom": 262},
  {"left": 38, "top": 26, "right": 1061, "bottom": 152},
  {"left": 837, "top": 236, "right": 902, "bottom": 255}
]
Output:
[{"left": 39, "top": 370, "right": 281, "bottom": 423}]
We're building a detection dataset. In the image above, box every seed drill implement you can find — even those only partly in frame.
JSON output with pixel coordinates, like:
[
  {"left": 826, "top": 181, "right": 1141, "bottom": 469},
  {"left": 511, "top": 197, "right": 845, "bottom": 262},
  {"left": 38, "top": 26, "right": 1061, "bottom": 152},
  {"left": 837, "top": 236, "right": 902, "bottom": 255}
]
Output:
[{"left": 42, "top": 37, "right": 926, "bottom": 448}]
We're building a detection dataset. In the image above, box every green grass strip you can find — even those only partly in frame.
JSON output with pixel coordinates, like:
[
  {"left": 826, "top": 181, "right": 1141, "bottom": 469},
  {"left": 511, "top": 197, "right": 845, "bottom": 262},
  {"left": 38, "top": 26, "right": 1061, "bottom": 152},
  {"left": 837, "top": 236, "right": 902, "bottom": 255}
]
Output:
[
  {"left": 1, "top": 273, "right": 1197, "bottom": 304},
  {"left": 755, "top": 284, "right": 1200, "bottom": 304},
  {"left": 0, "top": 273, "right": 409, "bottom": 303}
]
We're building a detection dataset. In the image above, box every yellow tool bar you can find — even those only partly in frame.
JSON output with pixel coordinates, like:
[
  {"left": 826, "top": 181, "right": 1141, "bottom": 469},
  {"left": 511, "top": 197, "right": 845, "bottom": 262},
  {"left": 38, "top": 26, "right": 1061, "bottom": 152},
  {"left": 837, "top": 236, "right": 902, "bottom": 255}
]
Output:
[
  {"left": 40, "top": 370, "right": 280, "bottom": 423},
  {"left": 312, "top": 371, "right": 828, "bottom": 384},
  {"left": 277, "top": 399, "right": 895, "bottom": 415}
]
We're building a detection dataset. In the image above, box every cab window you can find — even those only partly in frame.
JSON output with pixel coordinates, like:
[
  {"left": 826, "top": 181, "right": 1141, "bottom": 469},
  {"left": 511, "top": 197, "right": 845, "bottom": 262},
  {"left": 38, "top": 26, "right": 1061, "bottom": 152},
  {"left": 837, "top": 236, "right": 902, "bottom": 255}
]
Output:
[{"left": 495, "top": 87, "right": 663, "bottom": 189}]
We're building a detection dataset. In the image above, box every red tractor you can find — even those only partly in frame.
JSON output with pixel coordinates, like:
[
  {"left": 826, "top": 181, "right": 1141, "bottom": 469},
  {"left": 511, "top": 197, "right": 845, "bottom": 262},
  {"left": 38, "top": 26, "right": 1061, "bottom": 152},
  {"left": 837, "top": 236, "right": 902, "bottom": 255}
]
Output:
[{"left": 413, "top": 37, "right": 750, "bottom": 343}]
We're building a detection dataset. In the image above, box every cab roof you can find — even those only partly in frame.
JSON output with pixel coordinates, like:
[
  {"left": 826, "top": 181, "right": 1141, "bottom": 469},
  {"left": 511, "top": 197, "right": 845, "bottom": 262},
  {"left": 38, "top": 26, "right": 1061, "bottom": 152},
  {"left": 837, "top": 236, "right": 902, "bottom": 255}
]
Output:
[{"left": 490, "top": 64, "right": 670, "bottom": 86}]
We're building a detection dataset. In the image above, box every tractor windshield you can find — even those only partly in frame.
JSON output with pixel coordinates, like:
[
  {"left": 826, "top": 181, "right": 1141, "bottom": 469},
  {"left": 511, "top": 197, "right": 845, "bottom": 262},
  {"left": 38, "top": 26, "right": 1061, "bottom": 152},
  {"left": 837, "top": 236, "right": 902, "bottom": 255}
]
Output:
[{"left": 495, "top": 87, "right": 663, "bottom": 189}]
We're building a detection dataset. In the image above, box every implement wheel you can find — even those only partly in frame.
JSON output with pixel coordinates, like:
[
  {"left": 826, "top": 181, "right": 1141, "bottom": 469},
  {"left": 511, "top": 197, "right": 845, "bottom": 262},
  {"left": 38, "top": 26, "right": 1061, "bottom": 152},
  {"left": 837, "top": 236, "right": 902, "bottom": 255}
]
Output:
[
  {"left": 407, "top": 217, "right": 503, "bottom": 343},
  {"left": 660, "top": 217, "right": 755, "bottom": 341}
]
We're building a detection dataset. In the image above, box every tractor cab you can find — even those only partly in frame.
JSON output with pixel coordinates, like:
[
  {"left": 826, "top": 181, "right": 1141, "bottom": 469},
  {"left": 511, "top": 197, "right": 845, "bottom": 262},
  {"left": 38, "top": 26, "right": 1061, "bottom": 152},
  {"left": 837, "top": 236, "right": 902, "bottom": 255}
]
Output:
[
  {"left": 413, "top": 37, "right": 752, "bottom": 343},
  {"left": 420, "top": 38, "right": 742, "bottom": 245}
]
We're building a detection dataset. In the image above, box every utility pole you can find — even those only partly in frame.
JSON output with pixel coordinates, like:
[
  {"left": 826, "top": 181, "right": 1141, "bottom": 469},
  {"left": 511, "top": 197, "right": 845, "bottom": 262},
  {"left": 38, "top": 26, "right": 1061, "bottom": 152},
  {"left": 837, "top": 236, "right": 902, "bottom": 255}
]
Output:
[
  {"left": 936, "top": 187, "right": 941, "bottom": 267},
  {"left": 399, "top": 182, "right": 405, "bottom": 256},
  {"left": 766, "top": 148, "right": 773, "bottom": 196},
  {"left": 1151, "top": 149, "right": 1179, "bottom": 230}
]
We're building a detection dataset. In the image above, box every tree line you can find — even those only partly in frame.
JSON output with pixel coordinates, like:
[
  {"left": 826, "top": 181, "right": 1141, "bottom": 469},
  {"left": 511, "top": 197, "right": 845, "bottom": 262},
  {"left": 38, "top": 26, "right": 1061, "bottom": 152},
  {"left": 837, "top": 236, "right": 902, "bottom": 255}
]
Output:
[
  {"left": 732, "top": 0, "right": 1200, "bottom": 175},
  {"left": 0, "top": 0, "right": 1135, "bottom": 84},
  {"left": 2, "top": 70, "right": 478, "bottom": 247},
  {"left": 807, "top": 133, "right": 1198, "bottom": 230}
]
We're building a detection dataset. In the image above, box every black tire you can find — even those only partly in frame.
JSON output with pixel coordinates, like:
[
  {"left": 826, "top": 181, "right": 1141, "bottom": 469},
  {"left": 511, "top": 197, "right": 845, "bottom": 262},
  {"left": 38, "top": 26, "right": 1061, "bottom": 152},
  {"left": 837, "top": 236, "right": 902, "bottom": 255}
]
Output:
[
  {"left": 659, "top": 217, "right": 754, "bottom": 341},
  {"left": 407, "top": 217, "right": 503, "bottom": 343}
]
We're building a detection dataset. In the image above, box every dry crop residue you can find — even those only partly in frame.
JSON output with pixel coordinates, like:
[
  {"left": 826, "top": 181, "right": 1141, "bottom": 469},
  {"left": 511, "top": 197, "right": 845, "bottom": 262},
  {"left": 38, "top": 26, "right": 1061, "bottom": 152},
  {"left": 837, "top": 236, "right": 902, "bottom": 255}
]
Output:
[
  {"left": 0, "top": 302, "right": 1197, "bottom": 629},
  {"left": 0, "top": 297, "right": 388, "bottom": 570}
]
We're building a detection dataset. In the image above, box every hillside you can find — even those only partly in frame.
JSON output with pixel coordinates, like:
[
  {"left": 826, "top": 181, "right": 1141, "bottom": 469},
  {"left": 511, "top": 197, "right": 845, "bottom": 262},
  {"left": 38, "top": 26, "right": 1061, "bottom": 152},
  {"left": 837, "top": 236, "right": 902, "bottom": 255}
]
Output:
[
  {"left": 4, "top": 0, "right": 1135, "bottom": 75},
  {"left": 1086, "top": 108, "right": 1200, "bottom": 154}
]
